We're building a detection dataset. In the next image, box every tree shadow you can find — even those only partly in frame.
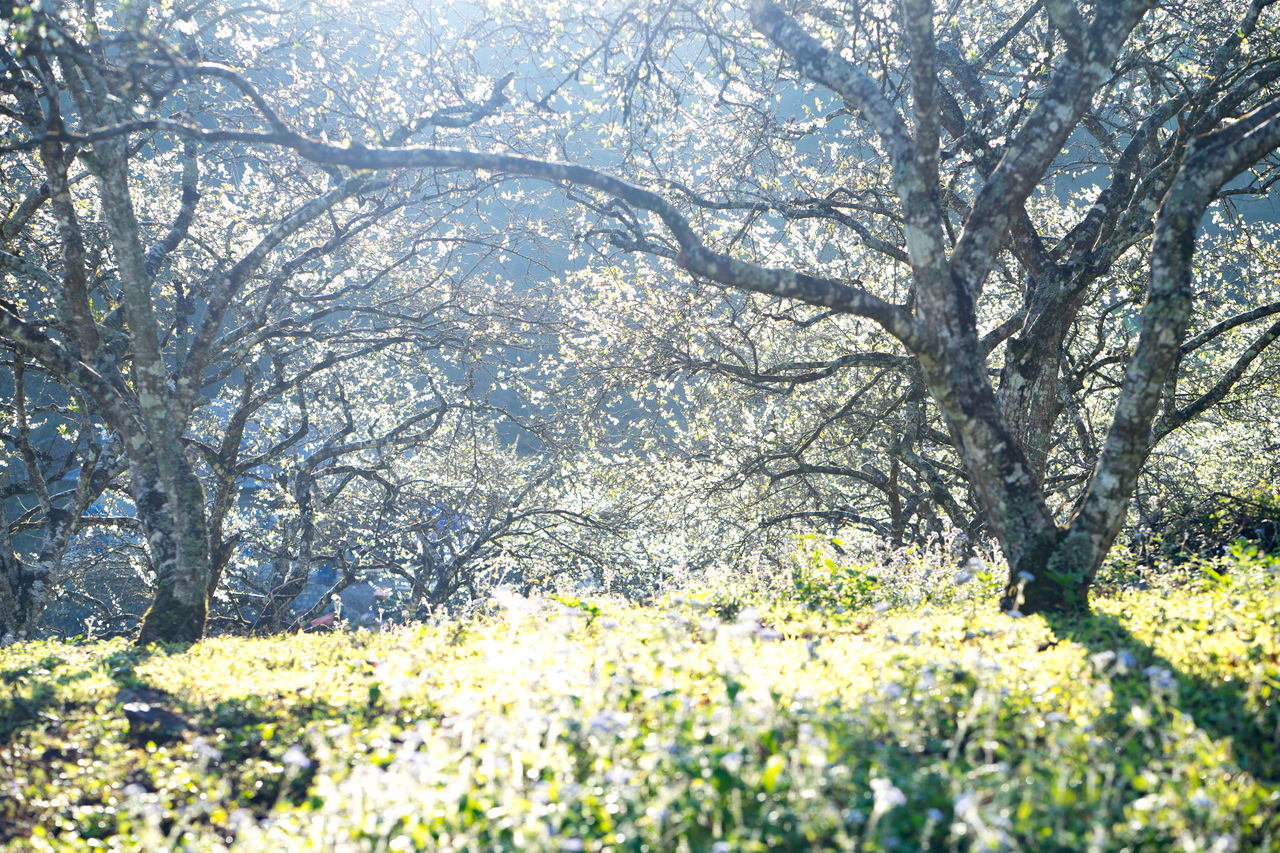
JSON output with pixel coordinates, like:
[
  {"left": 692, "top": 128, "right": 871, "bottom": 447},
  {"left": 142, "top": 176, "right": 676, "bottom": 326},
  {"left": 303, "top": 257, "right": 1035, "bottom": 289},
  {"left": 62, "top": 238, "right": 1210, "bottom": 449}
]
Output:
[
  {"left": 1042, "top": 608, "right": 1278, "bottom": 784},
  {"left": 0, "top": 643, "right": 180, "bottom": 746},
  {"left": 1, "top": 653, "right": 83, "bottom": 744}
]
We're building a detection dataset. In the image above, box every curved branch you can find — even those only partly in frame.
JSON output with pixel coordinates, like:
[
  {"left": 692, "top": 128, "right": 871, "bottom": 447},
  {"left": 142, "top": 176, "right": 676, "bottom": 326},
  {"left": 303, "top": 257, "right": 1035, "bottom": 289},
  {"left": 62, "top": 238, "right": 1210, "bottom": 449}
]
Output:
[
  {"left": 1181, "top": 300, "right": 1280, "bottom": 355},
  {"left": 1157, "top": 317, "right": 1280, "bottom": 440}
]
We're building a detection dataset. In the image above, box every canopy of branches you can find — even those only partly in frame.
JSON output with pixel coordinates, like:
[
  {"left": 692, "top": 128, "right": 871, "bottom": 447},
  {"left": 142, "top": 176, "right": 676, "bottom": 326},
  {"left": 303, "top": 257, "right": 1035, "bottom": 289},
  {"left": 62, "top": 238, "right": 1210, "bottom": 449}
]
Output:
[{"left": 2, "top": 0, "right": 1279, "bottom": 643}]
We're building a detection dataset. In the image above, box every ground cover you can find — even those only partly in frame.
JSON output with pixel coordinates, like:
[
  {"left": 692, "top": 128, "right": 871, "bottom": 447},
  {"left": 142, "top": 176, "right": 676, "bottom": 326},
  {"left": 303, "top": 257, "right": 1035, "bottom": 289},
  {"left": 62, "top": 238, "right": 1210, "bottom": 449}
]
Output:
[{"left": 1, "top": 551, "right": 1277, "bottom": 851}]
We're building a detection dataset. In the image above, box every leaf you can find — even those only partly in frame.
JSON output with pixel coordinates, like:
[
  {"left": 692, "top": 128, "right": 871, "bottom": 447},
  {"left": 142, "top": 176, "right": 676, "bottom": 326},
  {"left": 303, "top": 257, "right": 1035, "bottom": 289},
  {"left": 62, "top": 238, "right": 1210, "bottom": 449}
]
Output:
[{"left": 761, "top": 753, "right": 786, "bottom": 793}]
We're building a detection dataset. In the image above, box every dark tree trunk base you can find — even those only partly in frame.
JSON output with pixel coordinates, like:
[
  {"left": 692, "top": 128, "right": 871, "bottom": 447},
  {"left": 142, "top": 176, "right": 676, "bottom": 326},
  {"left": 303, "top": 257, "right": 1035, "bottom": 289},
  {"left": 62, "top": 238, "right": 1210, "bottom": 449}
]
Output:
[
  {"left": 1000, "top": 530, "right": 1092, "bottom": 615},
  {"left": 1000, "top": 576, "right": 1090, "bottom": 615},
  {"left": 137, "top": 597, "right": 207, "bottom": 646}
]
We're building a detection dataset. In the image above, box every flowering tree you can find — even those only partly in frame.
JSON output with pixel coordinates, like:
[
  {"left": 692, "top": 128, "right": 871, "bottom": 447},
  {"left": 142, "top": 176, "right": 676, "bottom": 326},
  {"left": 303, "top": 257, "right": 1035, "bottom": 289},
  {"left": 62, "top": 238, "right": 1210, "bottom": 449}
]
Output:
[
  {"left": 230, "top": 0, "right": 1280, "bottom": 612},
  {"left": 0, "top": 0, "right": 534, "bottom": 642},
  {"left": 0, "top": 351, "right": 127, "bottom": 642},
  {"left": 0, "top": 0, "right": 659, "bottom": 642},
  {"left": 5, "top": 0, "right": 1280, "bottom": 633}
]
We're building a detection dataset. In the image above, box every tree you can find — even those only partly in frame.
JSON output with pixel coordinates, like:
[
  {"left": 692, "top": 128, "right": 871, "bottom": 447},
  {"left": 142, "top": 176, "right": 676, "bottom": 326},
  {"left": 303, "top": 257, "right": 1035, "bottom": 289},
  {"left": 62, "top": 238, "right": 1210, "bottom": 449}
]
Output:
[
  {"left": 7, "top": 0, "right": 1280, "bottom": 626},
  {"left": 553, "top": 259, "right": 976, "bottom": 552},
  {"left": 207, "top": 0, "right": 1280, "bottom": 613},
  {"left": 0, "top": 0, "right": 529, "bottom": 642},
  {"left": 0, "top": 350, "right": 127, "bottom": 642}
]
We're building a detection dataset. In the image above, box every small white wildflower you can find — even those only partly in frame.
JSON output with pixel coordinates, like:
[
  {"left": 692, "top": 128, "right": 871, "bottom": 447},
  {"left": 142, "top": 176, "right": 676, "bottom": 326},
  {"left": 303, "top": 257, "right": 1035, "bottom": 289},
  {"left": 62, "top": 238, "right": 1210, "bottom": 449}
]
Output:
[
  {"left": 873, "top": 601, "right": 892, "bottom": 613},
  {"left": 1130, "top": 794, "right": 1159, "bottom": 812},
  {"left": 870, "top": 777, "right": 907, "bottom": 814},
  {"left": 587, "top": 710, "right": 630, "bottom": 735},
  {"left": 711, "top": 842, "right": 732, "bottom": 853},
  {"left": 953, "top": 570, "right": 975, "bottom": 586},
  {"left": 720, "top": 620, "right": 756, "bottom": 640},
  {"left": 1189, "top": 791, "right": 1213, "bottom": 810},
  {"left": 1006, "top": 609, "right": 1025, "bottom": 619},
  {"left": 1017, "top": 571, "right": 1035, "bottom": 583},
  {"left": 1116, "top": 649, "right": 1136, "bottom": 672},
  {"left": 281, "top": 744, "right": 311, "bottom": 768},
  {"left": 1208, "top": 834, "right": 1238, "bottom": 853},
  {"left": 559, "top": 839, "right": 585, "bottom": 852},
  {"left": 191, "top": 737, "right": 222, "bottom": 763},
  {"left": 953, "top": 790, "right": 1006, "bottom": 847},
  {"left": 604, "top": 767, "right": 634, "bottom": 786}
]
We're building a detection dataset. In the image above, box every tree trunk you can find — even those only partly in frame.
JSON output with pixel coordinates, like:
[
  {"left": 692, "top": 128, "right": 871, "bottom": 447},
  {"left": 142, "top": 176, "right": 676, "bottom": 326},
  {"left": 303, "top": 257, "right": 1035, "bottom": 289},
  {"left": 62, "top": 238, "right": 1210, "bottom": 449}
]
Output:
[
  {"left": 1005, "top": 113, "right": 1280, "bottom": 613},
  {"left": 0, "top": 519, "right": 53, "bottom": 646},
  {"left": 134, "top": 457, "right": 211, "bottom": 645},
  {"left": 995, "top": 291, "right": 1083, "bottom": 487},
  {"left": 253, "top": 470, "right": 316, "bottom": 633},
  {"left": 0, "top": 510, "right": 67, "bottom": 645}
]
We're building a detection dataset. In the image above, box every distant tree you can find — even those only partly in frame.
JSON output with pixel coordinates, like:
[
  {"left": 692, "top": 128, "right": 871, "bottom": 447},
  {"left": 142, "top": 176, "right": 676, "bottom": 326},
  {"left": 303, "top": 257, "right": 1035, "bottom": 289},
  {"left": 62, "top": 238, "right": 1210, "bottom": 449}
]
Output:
[
  {"left": 553, "top": 261, "right": 975, "bottom": 550},
  {"left": 0, "top": 350, "right": 127, "bottom": 642}
]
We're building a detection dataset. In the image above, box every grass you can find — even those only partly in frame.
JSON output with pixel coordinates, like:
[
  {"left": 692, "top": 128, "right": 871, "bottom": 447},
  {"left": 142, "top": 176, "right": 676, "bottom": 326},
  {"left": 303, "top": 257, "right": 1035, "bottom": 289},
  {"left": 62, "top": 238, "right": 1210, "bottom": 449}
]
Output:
[{"left": 1, "top": 550, "right": 1277, "bottom": 851}]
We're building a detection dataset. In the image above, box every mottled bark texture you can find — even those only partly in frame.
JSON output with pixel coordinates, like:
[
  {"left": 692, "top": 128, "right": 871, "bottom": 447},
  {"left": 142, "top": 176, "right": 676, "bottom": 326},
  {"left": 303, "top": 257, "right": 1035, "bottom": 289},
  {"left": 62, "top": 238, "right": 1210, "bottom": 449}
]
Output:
[
  {"left": 751, "top": 0, "right": 1280, "bottom": 612},
  {"left": 0, "top": 22, "right": 220, "bottom": 644},
  {"left": 131, "top": 457, "right": 212, "bottom": 645}
]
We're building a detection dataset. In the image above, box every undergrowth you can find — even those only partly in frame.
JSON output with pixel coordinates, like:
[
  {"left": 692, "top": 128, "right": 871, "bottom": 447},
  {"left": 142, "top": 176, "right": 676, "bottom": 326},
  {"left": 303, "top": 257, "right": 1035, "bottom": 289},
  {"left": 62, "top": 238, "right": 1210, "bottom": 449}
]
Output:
[{"left": 1, "top": 548, "right": 1277, "bottom": 851}]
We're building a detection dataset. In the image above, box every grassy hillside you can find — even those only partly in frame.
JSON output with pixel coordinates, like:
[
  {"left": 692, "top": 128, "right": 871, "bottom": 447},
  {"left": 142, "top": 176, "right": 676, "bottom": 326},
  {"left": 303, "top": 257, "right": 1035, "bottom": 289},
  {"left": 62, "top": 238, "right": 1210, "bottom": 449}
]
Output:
[{"left": 2, "top": 551, "right": 1277, "bottom": 851}]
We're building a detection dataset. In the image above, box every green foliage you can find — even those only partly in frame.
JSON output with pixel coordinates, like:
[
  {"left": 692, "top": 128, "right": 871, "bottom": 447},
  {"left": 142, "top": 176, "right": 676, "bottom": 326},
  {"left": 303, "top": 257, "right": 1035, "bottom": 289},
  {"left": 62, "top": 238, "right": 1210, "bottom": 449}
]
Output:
[
  {"left": 789, "top": 536, "right": 881, "bottom": 611},
  {"left": 550, "top": 595, "right": 604, "bottom": 627},
  {"left": 2, "top": 551, "right": 1277, "bottom": 851},
  {"left": 1098, "top": 485, "right": 1280, "bottom": 593}
]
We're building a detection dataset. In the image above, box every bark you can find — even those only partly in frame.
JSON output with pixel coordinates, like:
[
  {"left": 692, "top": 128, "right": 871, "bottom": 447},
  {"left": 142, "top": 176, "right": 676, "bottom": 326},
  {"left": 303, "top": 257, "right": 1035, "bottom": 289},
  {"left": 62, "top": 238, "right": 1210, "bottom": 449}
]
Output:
[
  {"left": 226, "top": 1, "right": 1280, "bottom": 614},
  {"left": 132, "top": 455, "right": 211, "bottom": 645},
  {"left": 1047, "top": 104, "right": 1280, "bottom": 604},
  {"left": 994, "top": 268, "right": 1086, "bottom": 486},
  {"left": 83, "top": 79, "right": 216, "bottom": 644},
  {"left": 1, "top": 12, "right": 513, "bottom": 645},
  {"left": 8, "top": 0, "right": 1280, "bottom": 627}
]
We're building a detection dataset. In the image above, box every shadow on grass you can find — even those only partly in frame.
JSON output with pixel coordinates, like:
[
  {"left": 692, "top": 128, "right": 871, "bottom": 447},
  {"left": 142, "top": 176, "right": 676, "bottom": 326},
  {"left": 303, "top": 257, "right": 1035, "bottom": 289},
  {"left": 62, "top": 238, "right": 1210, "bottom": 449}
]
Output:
[
  {"left": 1, "top": 656, "right": 79, "bottom": 745},
  {"left": 1, "top": 640, "right": 368, "bottom": 846},
  {"left": 0, "top": 642, "right": 193, "bottom": 745},
  {"left": 1043, "top": 609, "right": 1278, "bottom": 784}
]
